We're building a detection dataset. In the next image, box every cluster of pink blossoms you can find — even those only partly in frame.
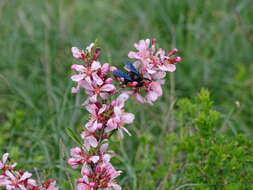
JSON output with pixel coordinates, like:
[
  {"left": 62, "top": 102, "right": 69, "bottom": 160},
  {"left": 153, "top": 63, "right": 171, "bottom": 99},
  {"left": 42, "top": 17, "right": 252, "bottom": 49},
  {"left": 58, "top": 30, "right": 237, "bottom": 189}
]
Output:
[
  {"left": 68, "top": 39, "right": 181, "bottom": 189},
  {"left": 126, "top": 39, "right": 181, "bottom": 104},
  {"left": 0, "top": 153, "right": 58, "bottom": 190}
]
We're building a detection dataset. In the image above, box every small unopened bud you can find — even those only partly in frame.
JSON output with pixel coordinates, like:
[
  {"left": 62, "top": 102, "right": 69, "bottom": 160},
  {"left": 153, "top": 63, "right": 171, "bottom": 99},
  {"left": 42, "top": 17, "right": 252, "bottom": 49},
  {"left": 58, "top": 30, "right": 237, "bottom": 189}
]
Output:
[
  {"left": 93, "top": 48, "right": 101, "bottom": 60},
  {"left": 105, "top": 78, "right": 113, "bottom": 84},
  {"left": 89, "top": 182, "right": 95, "bottom": 187},
  {"left": 110, "top": 66, "right": 117, "bottom": 72},
  {"left": 169, "top": 56, "right": 182, "bottom": 63},
  {"left": 168, "top": 48, "right": 178, "bottom": 56},
  {"left": 152, "top": 39, "right": 156, "bottom": 46},
  {"left": 127, "top": 81, "right": 138, "bottom": 87}
]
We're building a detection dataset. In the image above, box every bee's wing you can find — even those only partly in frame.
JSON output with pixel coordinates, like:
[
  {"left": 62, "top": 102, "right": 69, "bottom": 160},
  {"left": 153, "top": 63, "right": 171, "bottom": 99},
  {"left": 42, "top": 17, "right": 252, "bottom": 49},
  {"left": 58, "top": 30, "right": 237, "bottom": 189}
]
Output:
[
  {"left": 124, "top": 61, "right": 139, "bottom": 74},
  {"left": 112, "top": 70, "right": 132, "bottom": 81}
]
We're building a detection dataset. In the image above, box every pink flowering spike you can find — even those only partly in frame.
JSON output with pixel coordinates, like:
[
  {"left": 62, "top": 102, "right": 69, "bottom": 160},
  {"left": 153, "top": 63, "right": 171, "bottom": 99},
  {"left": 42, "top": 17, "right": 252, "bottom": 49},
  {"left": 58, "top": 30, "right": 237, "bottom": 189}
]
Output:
[{"left": 72, "top": 47, "right": 83, "bottom": 59}]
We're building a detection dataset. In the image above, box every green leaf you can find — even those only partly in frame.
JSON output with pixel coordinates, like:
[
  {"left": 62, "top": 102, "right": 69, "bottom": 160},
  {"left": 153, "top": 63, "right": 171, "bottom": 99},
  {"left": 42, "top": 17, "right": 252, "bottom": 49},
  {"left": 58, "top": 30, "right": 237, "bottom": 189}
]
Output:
[{"left": 66, "top": 128, "right": 83, "bottom": 146}]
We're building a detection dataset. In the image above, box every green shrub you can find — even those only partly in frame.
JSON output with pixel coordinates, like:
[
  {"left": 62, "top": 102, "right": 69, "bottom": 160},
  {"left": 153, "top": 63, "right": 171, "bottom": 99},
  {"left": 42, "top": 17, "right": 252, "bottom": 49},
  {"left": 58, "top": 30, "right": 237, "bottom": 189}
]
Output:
[{"left": 175, "top": 89, "right": 253, "bottom": 190}]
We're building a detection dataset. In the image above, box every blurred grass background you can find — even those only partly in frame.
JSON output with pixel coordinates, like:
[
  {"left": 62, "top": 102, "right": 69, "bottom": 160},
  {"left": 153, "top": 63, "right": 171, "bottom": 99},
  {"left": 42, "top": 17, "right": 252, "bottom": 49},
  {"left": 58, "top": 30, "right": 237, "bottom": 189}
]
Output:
[{"left": 0, "top": 0, "right": 253, "bottom": 189}]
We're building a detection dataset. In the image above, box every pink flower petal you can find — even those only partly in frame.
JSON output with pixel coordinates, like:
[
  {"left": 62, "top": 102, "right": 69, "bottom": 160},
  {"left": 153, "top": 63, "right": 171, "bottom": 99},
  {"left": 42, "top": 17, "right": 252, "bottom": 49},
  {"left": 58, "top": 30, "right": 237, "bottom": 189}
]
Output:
[
  {"left": 86, "top": 43, "right": 94, "bottom": 53},
  {"left": 98, "top": 104, "right": 107, "bottom": 114},
  {"left": 100, "top": 84, "right": 115, "bottom": 92},
  {"left": 20, "top": 172, "right": 32, "bottom": 181},
  {"left": 71, "top": 74, "right": 85, "bottom": 82},
  {"left": 101, "top": 63, "right": 109, "bottom": 73},
  {"left": 121, "top": 113, "right": 134, "bottom": 124},
  {"left": 100, "top": 143, "right": 108, "bottom": 153},
  {"left": 80, "top": 80, "right": 93, "bottom": 91},
  {"left": 87, "top": 136, "right": 98, "bottom": 148},
  {"left": 2, "top": 153, "right": 9, "bottom": 163},
  {"left": 85, "top": 104, "right": 97, "bottom": 115},
  {"left": 91, "top": 61, "right": 101, "bottom": 71},
  {"left": 71, "top": 47, "right": 82, "bottom": 59},
  {"left": 103, "top": 154, "right": 111, "bottom": 162},
  {"left": 92, "top": 73, "right": 103, "bottom": 86},
  {"left": 71, "top": 64, "right": 85, "bottom": 72},
  {"left": 89, "top": 156, "right": 99, "bottom": 163},
  {"left": 116, "top": 93, "right": 129, "bottom": 108},
  {"left": 71, "top": 85, "right": 80, "bottom": 93}
]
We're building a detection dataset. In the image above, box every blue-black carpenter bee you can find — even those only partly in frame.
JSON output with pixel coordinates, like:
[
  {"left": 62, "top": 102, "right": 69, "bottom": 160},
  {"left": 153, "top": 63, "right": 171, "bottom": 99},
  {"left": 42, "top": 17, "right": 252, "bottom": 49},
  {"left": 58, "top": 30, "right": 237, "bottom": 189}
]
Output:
[{"left": 112, "top": 61, "right": 150, "bottom": 87}]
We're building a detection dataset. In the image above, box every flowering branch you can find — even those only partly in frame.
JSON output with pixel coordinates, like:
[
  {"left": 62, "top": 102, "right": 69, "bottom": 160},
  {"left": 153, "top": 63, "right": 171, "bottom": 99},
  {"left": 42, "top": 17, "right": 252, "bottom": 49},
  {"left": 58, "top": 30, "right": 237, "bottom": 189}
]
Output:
[
  {"left": 0, "top": 153, "right": 58, "bottom": 190},
  {"left": 0, "top": 39, "right": 181, "bottom": 190},
  {"left": 68, "top": 39, "right": 181, "bottom": 190}
]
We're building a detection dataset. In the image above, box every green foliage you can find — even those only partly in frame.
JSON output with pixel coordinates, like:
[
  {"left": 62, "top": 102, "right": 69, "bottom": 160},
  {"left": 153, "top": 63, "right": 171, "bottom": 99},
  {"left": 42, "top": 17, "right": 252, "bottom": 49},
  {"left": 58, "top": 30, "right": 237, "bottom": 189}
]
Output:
[{"left": 175, "top": 90, "right": 253, "bottom": 190}]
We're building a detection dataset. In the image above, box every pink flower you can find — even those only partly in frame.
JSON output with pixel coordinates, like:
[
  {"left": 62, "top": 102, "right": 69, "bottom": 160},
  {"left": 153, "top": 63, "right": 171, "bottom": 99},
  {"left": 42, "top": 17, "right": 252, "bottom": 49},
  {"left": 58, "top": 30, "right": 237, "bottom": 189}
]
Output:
[
  {"left": 3, "top": 170, "right": 38, "bottom": 190},
  {"left": 71, "top": 47, "right": 85, "bottom": 59},
  {"left": 94, "top": 162, "right": 122, "bottom": 189},
  {"left": 128, "top": 39, "right": 181, "bottom": 76},
  {"left": 68, "top": 147, "right": 99, "bottom": 168},
  {"left": 81, "top": 131, "right": 99, "bottom": 150},
  {"left": 77, "top": 162, "right": 121, "bottom": 190},
  {"left": 126, "top": 81, "right": 163, "bottom": 104},
  {"left": 106, "top": 94, "right": 134, "bottom": 137},
  {"left": 81, "top": 80, "right": 116, "bottom": 102},
  {"left": 128, "top": 39, "right": 152, "bottom": 63},
  {"left": 0, "top": 153, "right": 16, "bottom": 171},
  {"left": 85, "top": 103, "right": 107, "bottom": 132},
  {"left": 71, "top": 61, "right": 103, "bottom": 93}
]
